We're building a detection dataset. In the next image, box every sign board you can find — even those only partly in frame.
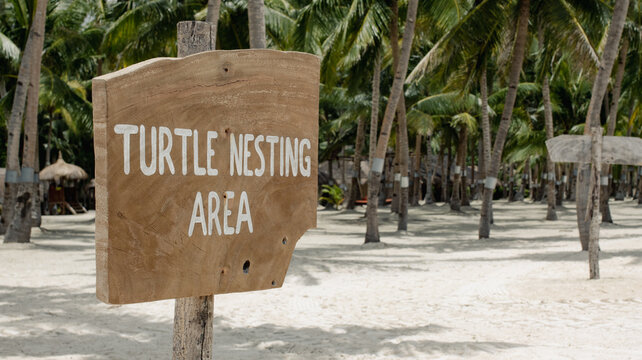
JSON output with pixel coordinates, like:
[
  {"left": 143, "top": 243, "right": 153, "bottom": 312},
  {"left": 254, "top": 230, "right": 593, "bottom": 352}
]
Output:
[
  {"left": 546, "top": 135, "right": 642, "bottom": 165},
  {"left": 93, "top": 50, "right": 320, "bottom": 304}
]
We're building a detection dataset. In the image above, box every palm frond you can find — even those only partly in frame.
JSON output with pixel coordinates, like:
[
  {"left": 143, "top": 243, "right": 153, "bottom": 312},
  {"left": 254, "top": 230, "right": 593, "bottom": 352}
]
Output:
[{"left": 0, "top": 31, "right": 20, "bottom": 67}]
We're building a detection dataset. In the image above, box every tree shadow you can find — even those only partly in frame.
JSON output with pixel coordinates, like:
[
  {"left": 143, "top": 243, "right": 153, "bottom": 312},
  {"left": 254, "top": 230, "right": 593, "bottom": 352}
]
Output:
[
  {"left": 0, "top": 283, "right": 523, "bottom": 359},
  {"left": 213, "top": 320, "right": 522, "bottom": 359},
  {"left": 0, "top": 284, "right": 172, "bottom": 359}
]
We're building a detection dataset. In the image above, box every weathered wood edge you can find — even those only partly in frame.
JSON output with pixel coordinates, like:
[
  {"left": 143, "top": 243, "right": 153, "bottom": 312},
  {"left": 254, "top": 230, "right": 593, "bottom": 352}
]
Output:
[
  {"left": 92, "top": 77, "right": 110, "bottom": 303},
  {"left": 94, "top": 49, "right": 321, "bottom": 83}
]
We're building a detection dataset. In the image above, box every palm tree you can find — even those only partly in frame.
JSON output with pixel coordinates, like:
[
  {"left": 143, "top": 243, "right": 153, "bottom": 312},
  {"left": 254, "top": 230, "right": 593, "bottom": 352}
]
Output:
[
  {"left": 407, "top": 0, "right": 508, "bottom": 228},
  {"left": 408, "top": 91, "right": 480, "bottom": 210},
  {"left": 478, "top": 0, "right": 530, "bottom": 238},
  {"left": 601, "top": 35, "right": 629, "bottom": 222},
  {"left": 311, "top": 0, "right": 388, "bottom": 208},
  {"left": 345, "top": 113, "right": 366, "bottom": 209},
  {"left": 2, "top": 0, "right": 48, "bottom": 241},
  {"left": 408, "top": 0, "right": 602, "bottom": 237},
  {"left": 365, "top": 0, "right": 418, "bottom": 243},
  {"left": 537, "top": 25, "right": 557, "bottom": 220},
  {"left": 576, "top": 0, "right": 630, "bottom": 252},
  {"left": 450, "top": 113, "right": 475, "bottom": 211},
  {"left": 389, "top": 0, "right": 410, "bottom": 230}
]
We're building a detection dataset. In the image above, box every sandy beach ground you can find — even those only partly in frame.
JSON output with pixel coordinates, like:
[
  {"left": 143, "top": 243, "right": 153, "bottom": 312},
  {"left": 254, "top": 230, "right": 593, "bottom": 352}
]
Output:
[{"left": 1, "top": 199, "right": 641, "bottom": 359}]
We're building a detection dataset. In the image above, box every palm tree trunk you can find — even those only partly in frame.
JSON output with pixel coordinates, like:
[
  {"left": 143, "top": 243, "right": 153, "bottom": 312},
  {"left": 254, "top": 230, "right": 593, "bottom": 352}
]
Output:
[
  {"left": 602, "top": 37, "right": 629, "bottom": 219},
  {"left": 443, "top": 136, "right": 450, "bottom": 202},
  {"left": 389, "top": 1, "right": 402, "bottom": 215},
  {"left": 576, "top": 0, "right": 630, "bottom": 250},
  {"left": 247, "top": 0, "right": 266, "bottom": 49},
  {"left": 508, "top": 163, "right": 515, "bottom": 202},
  {"left": 539, "top": 23, "right": 557, "bottom": 216},
  {"left": 555, "top": 163, "right": 563, "bottom": 206},
  {"left": 570, "top": 165, "right": 577, "bottom": 201},
  {"left": 542, "top": 74, "right": 557, "bottom": 220},
  {"left": 7, "top": 29, "right": 46, "bottom": 241},
  {"left": 519, "top": 159, "right": 529, "bottom": 200},
  {"left": 479, "top": 0, "right": 530, "bottom": 239},
  {"left": 438, "top": 139, "right": 446, "bottom": 202},
  {"left": 383, "top": 155, "right": 393, "bottom": 204},
  {"left": 531, "top": 162, "right": 539, "bottom": 202},
  {"left": 365, "top": 0, "right": 418, "bottom": 243},
  {"left": 451, "top": 126, "right": 467, "bottom": 211},
  {"left": 207, "top": 0, "right": 221, "bottom": 28},
  {"left": 477, "top": 140, "right": 484, "bottom": 199},
  {"left": 369, "top": 57, "right": 381, "bottom": 170},
  {"left": 470, "top": 140, "right": 478, "bottom": 200},
  {"left": 388, "top": 0, "right": 410, "bottom": 229},
  {"left": 391, "top": 133, "right": 400, "bottom": 213},
  {"left": 479, "top": 64, "right": 493, "bottom": 216},
  {"left": 412, "top": 133, "right": 422, "bottom": 205},
  {"left": 638, "top": 167, "right": 642, "bottom": 205},
  {"left": 340, "top": 147, "right": 346, "bottom": 187},
  {"left": 446, "top": 136, "right": 453, "bottom": 203},
  {"left": 462, "top": 136, "right": 470, "bottom": 206},
  {"left": 32, "top": 138, "right": 42, "bottom": 228},
  {"left": 424, "top": 135, "right": 434, "bottom": 204},
  {"left": 46, "top": 112, "right": 53, "bottom": 165},
  {"left": 367, "top": 56, "right": 381, "bottom": 210},
  {"left": 3, "top": 0, "right": 48, "bottom": 240},
  {"left": 347, "top": 116, "right": 366, "bottom": 209},
  {"left": 397, "top": 97, "right": 410, "bottom": 230},
  {"left": 564, "top": 164, "right": 570, "bottom": 200}
]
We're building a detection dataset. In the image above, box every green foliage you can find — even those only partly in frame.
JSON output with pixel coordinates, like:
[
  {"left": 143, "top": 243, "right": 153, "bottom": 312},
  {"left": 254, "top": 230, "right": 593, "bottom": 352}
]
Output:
[
  {"left": 0, "top": 0, "right": 637, "bottom": 193},
  {"left": 319, "top": 184, "right": 344, "bottom": 209}
]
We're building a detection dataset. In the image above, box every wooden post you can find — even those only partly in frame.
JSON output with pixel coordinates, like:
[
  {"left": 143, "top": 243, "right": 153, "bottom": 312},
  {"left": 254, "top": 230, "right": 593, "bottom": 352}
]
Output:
[
  {"left": 174, "top": 20, "right": 215, "bottom": 360},
  {"left": 173, "top": 295, "right": 214, "bottom": 359},
  {"left": 587, "top": 127, "right": 602, "bottom": 279}
]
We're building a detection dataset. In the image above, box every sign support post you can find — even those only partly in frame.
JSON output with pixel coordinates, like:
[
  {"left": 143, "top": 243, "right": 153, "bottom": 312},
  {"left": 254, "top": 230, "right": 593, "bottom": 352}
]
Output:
[
  {"left": 173, "top": 21, "right": 216, "bottom": 360},
  {"left": 587, "top": 127, "right": 602, "bottom": 279}
]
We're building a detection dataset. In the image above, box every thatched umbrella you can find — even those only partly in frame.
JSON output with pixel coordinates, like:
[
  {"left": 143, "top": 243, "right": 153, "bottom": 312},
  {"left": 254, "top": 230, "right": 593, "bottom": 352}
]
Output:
[{"left": 40, "top": 152, "right": 88, "bottom": 183}]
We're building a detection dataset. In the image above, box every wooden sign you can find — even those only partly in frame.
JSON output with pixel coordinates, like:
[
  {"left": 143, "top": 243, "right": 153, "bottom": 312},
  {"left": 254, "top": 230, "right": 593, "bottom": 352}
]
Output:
[
  {"left": 546, "top": 131, "right": 642, "bottom": 279},
  {"left": 93, "top": 50, "right": 320, "bottom": 304},
  {"left": 546, "top": 135, "right": 642, "bottom": 165}
]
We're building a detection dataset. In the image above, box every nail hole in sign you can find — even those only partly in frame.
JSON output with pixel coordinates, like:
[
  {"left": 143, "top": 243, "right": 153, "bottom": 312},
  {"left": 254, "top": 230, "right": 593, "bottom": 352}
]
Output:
[
  {"left": 282, "top": 237, "right": 287, "bottom": 245},
  {"left": 242, "top": 260, "right": 250, "bottom": 274}
]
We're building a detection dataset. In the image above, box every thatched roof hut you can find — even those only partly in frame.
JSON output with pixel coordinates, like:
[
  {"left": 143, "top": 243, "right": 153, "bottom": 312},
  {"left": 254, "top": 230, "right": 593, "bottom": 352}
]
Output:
[{"left": 40, "top": 153, "right": 88, "bottom": 183}]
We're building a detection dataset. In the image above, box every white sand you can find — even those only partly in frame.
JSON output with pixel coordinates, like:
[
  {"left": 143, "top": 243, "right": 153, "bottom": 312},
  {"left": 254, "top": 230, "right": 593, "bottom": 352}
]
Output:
[{"left": 1, "top": 200, "right": 641, "bottom": 359}]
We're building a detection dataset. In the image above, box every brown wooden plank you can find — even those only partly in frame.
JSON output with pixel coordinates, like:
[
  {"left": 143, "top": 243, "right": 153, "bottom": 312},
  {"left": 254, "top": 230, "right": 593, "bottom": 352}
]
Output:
[
  {"left": 92, "top": 49, "right": 320, "bottom": 304},
  {"left": 546, "top": 135, "right": 642, "bottom": 165}
]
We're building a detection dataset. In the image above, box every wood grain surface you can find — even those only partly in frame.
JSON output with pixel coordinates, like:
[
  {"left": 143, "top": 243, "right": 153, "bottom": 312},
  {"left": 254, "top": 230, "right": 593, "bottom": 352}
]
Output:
[{"left": 93, "top": 50, "right": 319, "bottom": 304}]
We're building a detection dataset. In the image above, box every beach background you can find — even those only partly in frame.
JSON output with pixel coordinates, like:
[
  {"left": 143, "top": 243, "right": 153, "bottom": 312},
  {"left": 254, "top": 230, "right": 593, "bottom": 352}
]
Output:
[{"left": 1, "top": 200, "right": 641, "bottom": 359}]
